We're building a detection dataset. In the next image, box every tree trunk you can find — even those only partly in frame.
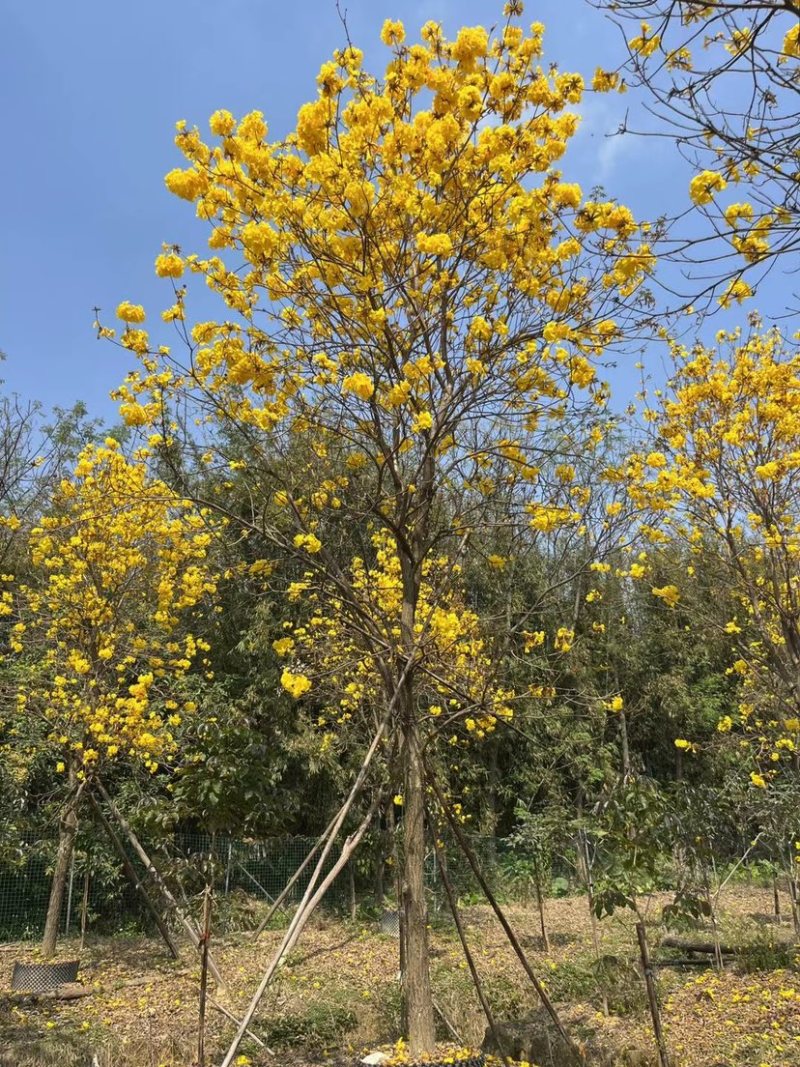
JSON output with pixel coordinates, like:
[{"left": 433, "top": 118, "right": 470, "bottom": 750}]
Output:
[
  {"left": 533, "top": 864, "right": 551, "bottom": 953},
  {"left": 578, "top": 831, "right": 608, "bottom": 1016},
  {"left": 636, "top": 921, "right": 671, "bottom": 1067},
  {"left": 619, "top": 709, "right": 632, "bottom": 778},
  {"left": 197, "top": 886, "right": 212, "bottom": 1067},
  {"left": 395, "top": 541, "right": 435, "bottom": 1055},
  {"left": 374, "top": 833, "right": 385, "bottom": 908},
  {"left": 402, "top": 717, "right": 436, "bottom": 1055},
  {"left": 42, "top": 774, "right": 80, "bottom": 958}
]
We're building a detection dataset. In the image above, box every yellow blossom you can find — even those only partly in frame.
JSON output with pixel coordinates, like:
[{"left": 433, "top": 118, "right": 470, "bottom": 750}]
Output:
[
  {"left": 689, "top": 170, "right": 727, "bottom": 206},
  {"left": 116, "top": 301, "right": 146, "bottom": 324},
  {"left": 280, "top": 669, "right": 313, "bottom": 698},
  {"left": 341, "top": 373, "right": 375, "bottom": 401},
  {"left": 293, "top": 532, "right": 323, "bottom": 554},
  {"left": 652, "top": 584, "right": 680, "bottom": 608}
]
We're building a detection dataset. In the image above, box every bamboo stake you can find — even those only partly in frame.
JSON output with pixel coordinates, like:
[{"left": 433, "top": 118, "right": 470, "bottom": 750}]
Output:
[
  {"left": 209, "top": 998, "right": 273, "bottom": 1054},
  {"left": 532, "top": 866, "right": 550, "bottom": 953},
  {"left": 250, "top": 829, "right": 328, "bottom": 941},
  {"left": 219, "top": 791, "right": 381, "bottom": 1067},
  {"left": 432, "top": 998, "right": 462, "bottom": 1044},
  {"left": 250, "top": 726, "right": 396, "bottom": 943},
  {"left": 429, "top": 813, "right": 510, "bottom": 1067},
  {"left": 221, "top": 682, "right": 397, "bottom": 1065},
  {"left": 580, "top": 830, "right": 609, "bottom": 1015},
  {"left": 424, "top": 760, "right": 585, "bottom": 1067},
  {"left": 235, "top": 860, "right": 276, "bottom": 903}
]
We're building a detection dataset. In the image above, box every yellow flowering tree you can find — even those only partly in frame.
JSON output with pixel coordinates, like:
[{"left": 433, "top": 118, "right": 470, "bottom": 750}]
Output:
[
  {"left": 10, "top": 440, "right": 215, "bottom": 956},
  {"left": 627, "top": 323, "right": 800, "bottom": 790},
  {"left": 592, "top": 0, "right": 800, "bottom": 308},
  {"left": 102, "top": 6, "right": 651, "bottom": 1052},
  {"left": 276, "top": 528, "right": 515, "bottom": 748}
]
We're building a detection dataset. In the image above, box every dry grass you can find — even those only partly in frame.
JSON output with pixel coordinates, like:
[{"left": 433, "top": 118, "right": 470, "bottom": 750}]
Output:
[{"left": 1, "top": 884, "right": 798, "bottom": 1066}]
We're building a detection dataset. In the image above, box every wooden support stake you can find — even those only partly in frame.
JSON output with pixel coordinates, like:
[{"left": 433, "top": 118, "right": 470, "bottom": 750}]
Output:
[
  {"left": 219, "top": 791, "right": 382, "bottom": 1067},
  {"left": 578, "top": 830, "right": 608, "bottom": 1015},
  {"left": 532, "top": 865, "right": 550, "bottom": 953},
  {"left": 197, "top": 886, "right": 212, "bottom": 1067},
  {"left": 429, "top": 812, "right": 510, "bottom": 1067},
  {"left": 209, "top": 998, "right": 273, "bottom": 1054},
  {"left": 636, "top": 921, "right": 670, "bottom": 1067},
  {"left": 250, "top": 823, "right": 329, "bottom": 941}
]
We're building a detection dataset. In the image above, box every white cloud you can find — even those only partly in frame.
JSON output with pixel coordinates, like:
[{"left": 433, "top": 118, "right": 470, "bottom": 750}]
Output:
[{"left": 570, "top": 92, "right": 632, "bottom": 185}]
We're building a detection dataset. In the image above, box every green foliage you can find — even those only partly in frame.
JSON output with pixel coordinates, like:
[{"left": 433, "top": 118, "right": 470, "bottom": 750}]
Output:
[
  {"left": 259, "top": 1000, "right": 358, "bottom": 1050},
  {"left": 543, "top": 954, "right": 646, "bottom": 1016},
  {"left": 736, "top": 929, "right": 796, "bottom": 974},
  {"left": 590, "top": 776, "right": 673, "bottom": 918}
]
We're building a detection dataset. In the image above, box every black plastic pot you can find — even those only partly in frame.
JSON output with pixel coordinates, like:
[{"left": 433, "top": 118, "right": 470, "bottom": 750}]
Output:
[{"left": 11, "top": 960, "right": 79, "bottom": 993}]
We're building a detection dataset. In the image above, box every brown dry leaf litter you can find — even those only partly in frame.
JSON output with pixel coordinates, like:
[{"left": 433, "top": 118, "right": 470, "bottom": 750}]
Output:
[{"left": 0, "top": 885, "right": 798, "bottom": 1067}]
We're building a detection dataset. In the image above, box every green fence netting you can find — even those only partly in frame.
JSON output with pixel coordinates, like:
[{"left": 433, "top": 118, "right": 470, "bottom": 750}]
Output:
[{"left": 0, "top": 828, "right": 565, "bottom": 942}]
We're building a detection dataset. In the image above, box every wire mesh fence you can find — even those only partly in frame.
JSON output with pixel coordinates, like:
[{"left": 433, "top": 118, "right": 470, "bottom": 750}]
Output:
[{"left": 0, "top": 828, "right": 568, "bottom": 944}]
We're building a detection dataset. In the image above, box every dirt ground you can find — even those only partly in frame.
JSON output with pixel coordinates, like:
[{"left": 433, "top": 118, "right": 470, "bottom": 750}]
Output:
[{"left": 1, "top": 884, "right": 799, "bottom": 1067}]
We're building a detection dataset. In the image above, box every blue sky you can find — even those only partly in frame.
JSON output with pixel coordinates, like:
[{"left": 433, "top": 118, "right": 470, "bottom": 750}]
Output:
[{"left": 0, "top": 0, "right": 755, "bottom": 422}]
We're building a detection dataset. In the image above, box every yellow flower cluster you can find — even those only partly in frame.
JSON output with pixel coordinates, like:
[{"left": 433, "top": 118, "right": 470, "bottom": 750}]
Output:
[
  {"left": 12, "top": 442, "right": 216, "bottom": 774},
  {"left": 278, "top": 530, "right": 514, "bottom": 742},
  {"left": 689, "top": 170, "right": 727, "bottom": 207},
  {"left": 627, "top": 325, "right": 800, "bottom": 784},
  {"left": 629, "top": 21, "right": 660, "bottom": 58},
  {"left": 104, "top": 10, "right": 649, "bottom": 528}
]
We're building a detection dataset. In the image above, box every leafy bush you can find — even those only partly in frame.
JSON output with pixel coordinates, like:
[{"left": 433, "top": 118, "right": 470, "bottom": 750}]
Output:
[
  {"left": 260, "top": 1000, "right": 358, "bottom": 1049},
  {"left": 544, "top": 954, "right": 646, "bottom": 1016},
  {"left": 736, "top": 930, "right": 795, "bottom": 973}
]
